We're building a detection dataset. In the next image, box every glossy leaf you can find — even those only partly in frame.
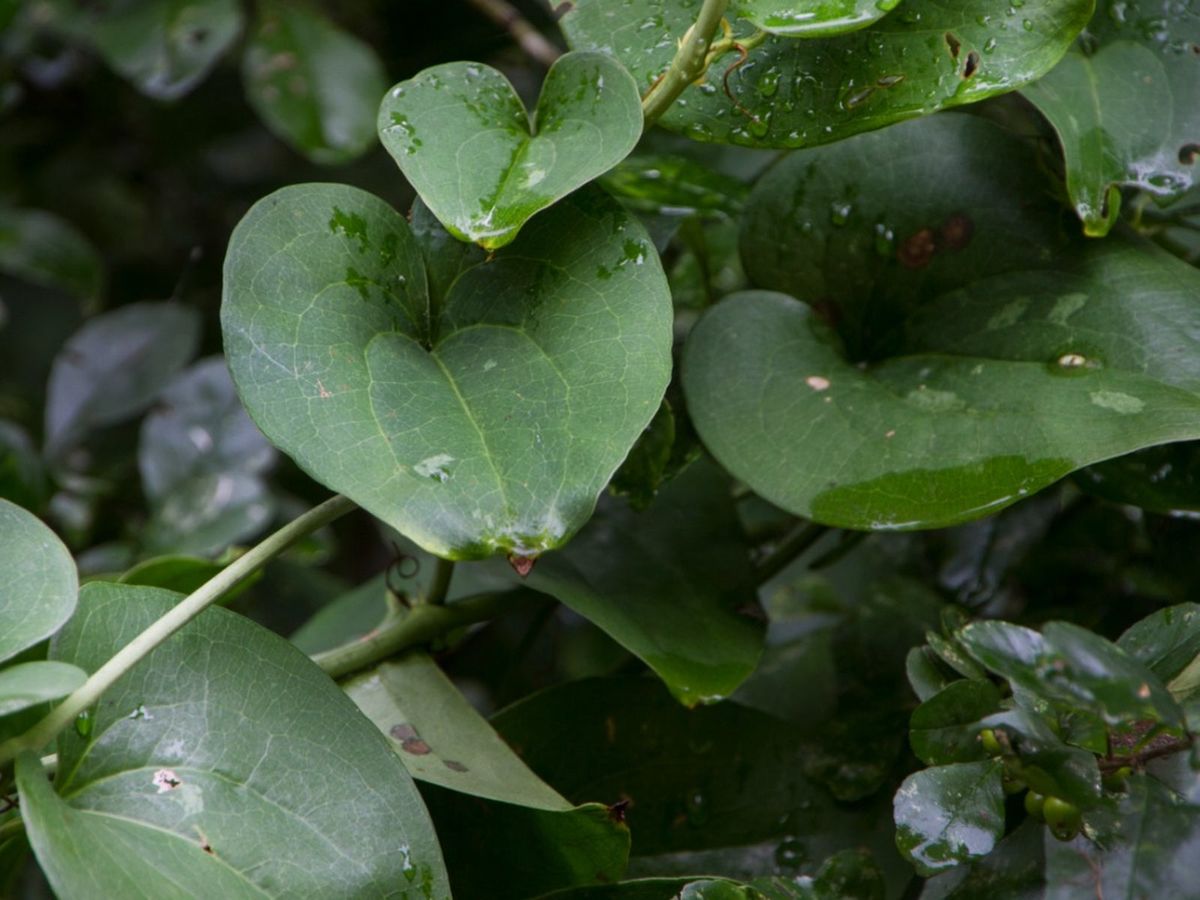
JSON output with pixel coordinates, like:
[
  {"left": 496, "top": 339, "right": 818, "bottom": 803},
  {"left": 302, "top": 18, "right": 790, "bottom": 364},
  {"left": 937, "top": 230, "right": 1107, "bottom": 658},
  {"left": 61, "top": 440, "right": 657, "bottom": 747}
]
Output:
[
  {"left": 0, "top": 208, "right": 103, "bottom": 302},
  {"left": 243, "top": 0, "right": 386, "bottom": 165},
  {"left": 44, "top": 301, "right": 201, "bottom": 460},
  {"left": 0, "top": 498, "right": 77, "bottom": 663},
  {"left": 521, "top": 459, "right": 765, "bottom": 706},
  {"left": 41, "top": 0, "right": 243, "bottom": 100},
  {"left": 560, "top": 0, "right": 1092, "bottom": 149},
  {"left": 919, "top": 819, "right": 1045, "bottom": 900},
  {"left": 977, "top": 709, "right": 1100, "bottom": 808},
  {"left": 737, "top": 0, "right": 903, "bottom": 37},
  {"left": 893, "top": 760, "right": 1005, "bottom": 876},
  {"left": 222, "top": 184, "right": 672, "bottom": 560},
  {"left": 1043, "top": 776, "right": 1200, "bottom": 899},
  {"left": 28, "top": 583, "right": 449, "bottom": 898},
  {"left": 1024, "top": 4, "right": 1200, "bottom": 235},
  {"left": 0, "top": 661, "right": 85, "bottom": 717},
  {"left": 139, "top": 357, "right": 276, "bottom": 555},
  {"left": 379, "top": 51, "right": 642, "bottom": 249},
  {"left": 909, "top": 680, "right": 1002, "bottom": 766}
]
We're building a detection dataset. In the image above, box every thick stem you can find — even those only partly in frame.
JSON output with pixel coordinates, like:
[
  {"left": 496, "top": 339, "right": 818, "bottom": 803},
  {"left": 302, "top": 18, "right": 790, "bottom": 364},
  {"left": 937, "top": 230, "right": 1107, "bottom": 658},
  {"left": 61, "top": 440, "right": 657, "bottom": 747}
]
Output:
[
  {"left": 465, "top": 0, "right": 562, "bottom": 67},
  {"left": 0, "top": 495, "right": 356, "bottom": 770},
  {"left": 313, "top": 591, "right": 537, "bottom": 680},
  {"left": 423, "top": 557, "right": 455, "bottom": 606},
  {"left": 641, "top": 0, "right": 730, "bottom": 125}
]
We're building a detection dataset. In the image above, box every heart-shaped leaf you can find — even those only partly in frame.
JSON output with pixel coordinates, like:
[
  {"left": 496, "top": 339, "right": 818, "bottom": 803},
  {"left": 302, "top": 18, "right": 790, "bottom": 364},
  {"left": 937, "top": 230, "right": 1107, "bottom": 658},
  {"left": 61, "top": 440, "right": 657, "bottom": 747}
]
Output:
[
  {"left": 737, "top": 0, "right": 902, "bottom": 38},
  {"left": 19, "top": 582, "right": 449, "bottom": 898},
  {"left": 684, "top": 116, "right": 1200, "bottom": 531},
  {"left": 378, "top": 51, "right": 642, "bottom": 249},
  {"left": 243, "top": 0, "right": 387, "bottom": 165},
  {"left": 1023, "top": 6, "right": 1200, "bottom": 236},
  {"left": 0, "top": 498, "right": 77, "bottom": 663},
  {"left": 222, "top": 184, "right": 672, "bottom": 559},
  {"left": 560, "top": 0, "right": 1092, "bottom": 148}
]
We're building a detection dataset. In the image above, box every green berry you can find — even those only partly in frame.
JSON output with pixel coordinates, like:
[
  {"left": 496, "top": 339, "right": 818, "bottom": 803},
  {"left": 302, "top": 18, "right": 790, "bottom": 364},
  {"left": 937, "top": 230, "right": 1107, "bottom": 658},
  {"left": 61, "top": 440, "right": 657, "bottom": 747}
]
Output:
[
  {"left": 1042, "top": 796, "right": 1082, "bottom": 838},
  {"left": 1024, "top": 791, "right": 1045, "bottom": 820},
  {"left": 979, "top": 728, "right": 1002, "bottom": 756},
  {"left": 1002, "top": 772, "right": 1026, "bottom": 794},
  {"left": 1102, "top": 766, "right": 1132, "bottom": 792}
]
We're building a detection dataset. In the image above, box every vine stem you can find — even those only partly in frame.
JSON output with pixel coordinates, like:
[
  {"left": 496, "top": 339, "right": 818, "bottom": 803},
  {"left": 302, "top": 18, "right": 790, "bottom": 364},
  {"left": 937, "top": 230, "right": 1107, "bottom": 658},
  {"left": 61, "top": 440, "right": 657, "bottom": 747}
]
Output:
[
  {"left": 641, "top": 0, "right": 730, "bottom": 125},
  {"left": 0, "top": 495, "right": 356, "bottom": 771},
  {"left": 313, "top": 591, "right": 542, "bottom": 680}
]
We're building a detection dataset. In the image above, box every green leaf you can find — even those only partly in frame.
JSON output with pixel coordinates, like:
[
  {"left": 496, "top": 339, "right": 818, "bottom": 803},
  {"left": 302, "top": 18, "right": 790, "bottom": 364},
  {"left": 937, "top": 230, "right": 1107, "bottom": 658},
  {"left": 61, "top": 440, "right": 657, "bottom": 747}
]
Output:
[
  {"left": 893, "top": 760, "right": 1005, "bottom": 876},
  {"left": 521, "top": 459, "right": 765, "bottom": 705},
  {"left": 45, "top": 301, "right": 201, "bottom": 461},
  {"left": 1043, "top": 776, "right": 1200, "bottom": 898},
  {"left": 685, "top": 119, "right": 1200, "bottom": 531},
  {"left": 117, "top": 554, "right": 259, "bottom": 604},
  {"left": 222, "top": 183, "right": 672, "bottom": 560},
  {"left": 345, "top": 651, "right": 574, "bottom": 808},
  {"left": 139, "top": 357, "right": 276, "bottom": 555},
  {"left": 409, "top": 198, "right": 487, "bottom": 308},
  {"left": 736, "top": 0, "right": 902, "bottom": 38},
  {"left": 1117, "top": 603, "right": 1200, "bottom": 685},
  {"left": 288, "top": 574, "right": 389, "bottom": 654},
  {"left": 0, "top": 420, "right": 50, "bottom": 512},
  {"left": 919, "top": 819, "right": 1045, "bottom": 900},
  {"left": 41, "top": 0, "right": 243, "bottom": 101},
  {"left": 560, "top": 0, "right": 1092, "bottom": 149},
  {"left": 0, "top": 208, "right": 103, "bottom": 302},
  {"left": 1023, "top": 5, "right": 1200, "bottom": 236},
  {"left": 0, "top": 661, "right": 85, "bottom": 717},
  {"left": 906, "top": 646, "right": 953, "bottom": 702},
  {"left": 909, "top": 680, "right": 1002, "bottom": 766},
  {"left": 243, "top": 0, "right": 386, "bottom": 165},
  {"left": 0, "top": 498, "right": 77, "bottom": 663},
  {"left": 378, "top": 51, "right": 642, "bottom": 249},
  {"left": 977, "top": 709, "right": 1100, "bottom": 809},
  {"left": 957, "top": 621, "right": 1045, "bottom": 682},
  {"left": 29, "top": 582, "right": 448, "bottom": 898}
]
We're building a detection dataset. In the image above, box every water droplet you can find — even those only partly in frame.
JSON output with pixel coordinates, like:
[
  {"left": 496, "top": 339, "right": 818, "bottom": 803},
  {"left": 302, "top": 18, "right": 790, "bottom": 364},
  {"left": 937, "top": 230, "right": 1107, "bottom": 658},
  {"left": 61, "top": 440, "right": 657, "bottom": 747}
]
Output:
[
  {"left": 775, "top": 836, "right": 807, "bottom": 869},
  {"left": 829, "top": 201, "right": 853, "bottom": 226},
  {"left": 75, "top": 709, "right": 93, "bottom": 738}
]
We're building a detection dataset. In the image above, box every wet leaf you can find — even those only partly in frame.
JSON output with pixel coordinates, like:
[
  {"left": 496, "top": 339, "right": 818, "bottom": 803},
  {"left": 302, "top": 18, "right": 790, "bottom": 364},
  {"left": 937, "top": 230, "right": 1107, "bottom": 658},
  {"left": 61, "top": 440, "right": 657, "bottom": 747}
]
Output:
[
  {"left": 1117, "top": 602, "right": 1200, "bottom": 686},
  {"left": 0, "top": 498, "right": 77, "bottom": 663},
  {"left": 737, "top": 0, "right": 902, "bottom": 37},
  {"left": 977, "top": 708, "right": 1100, "bottom": 809},
  {"left": 893, "top": 760, "right": 1005, "bottom": 876},
  {"left": 1023, "top": 4, "right": 1200, "bottom": 236},
  {"left": 40, "top": 0, "right": 243, "bottom": 100},
  {"left": 909, "top": 680, "right": 1002, "bottom": 766},
  {"left": 222, "top": 184, "right": 672, "bottom": 560},
  {"left": 919, "top": 819, "right": 1045, "bottom": 900},
  {"left": 44, "top": 301, "right": 201, "bottom": 461},
  {"left": 560, "top": 0, "right": 1091, "bottom": 149},
  {"left": 379, "top": 51, "right": 642, "bottom": 249},
  {"left": 0, "top": 661, "right": 85, "bottom": 718},
  {"left": 1043, "top": 776, "right": 1200, "bottom": 899},
  {"left": 22, "top": 582, "right": 449, "bottom": 898},
  {"left": 685, "top": 114, "right": 1200, "bottom": 532},
  {"left": 0, "top": 208, "right": 103, "bottom": 303},
  {"left": 243, "top": 0, "right": 386, "bottom": 165}
]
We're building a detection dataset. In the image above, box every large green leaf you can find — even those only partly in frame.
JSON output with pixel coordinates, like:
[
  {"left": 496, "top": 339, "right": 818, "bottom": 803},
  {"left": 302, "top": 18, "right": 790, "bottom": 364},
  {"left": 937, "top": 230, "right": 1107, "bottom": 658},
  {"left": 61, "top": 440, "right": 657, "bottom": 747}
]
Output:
[
  {"left": 685, "top": 115, "right": 1200, "bottom": 531},
  {"left": 222, "top": 184, "right": 672, "bottom": 560},
  {"left": 1023, "top": 2, "right": 1200, "bottom": 236},
  {"left": 22, "top": 583, "right": 448, "bottom": 898},
  {"left": 560, "top": 0, "right": 1092, "bottom": 149},
  {"left": 0, "top": 208, "right": 103, "bottom": 303},
  {"left": 44, "top": 301, "right": 201, "bottom": 461},
  {"left": 0, "top": 498, "right": 77, "bottom": 663},
  {"left": 345, "top": 652, "right": 630, "bottom": 898},
  {"left": 378, "top": 51, "right": 642, "bottom": 249},
  {"left": 736, "top": 0, "right": 903, "bottom": 37},
  {"left": 41, "top": 0, "right": 243, "bottom": 101},
  {"left": 243, "top": 0, "right": 386, "bottom": 165},
  {"left": 893, "top": 760, "right": 1005, "bottom": 876}
]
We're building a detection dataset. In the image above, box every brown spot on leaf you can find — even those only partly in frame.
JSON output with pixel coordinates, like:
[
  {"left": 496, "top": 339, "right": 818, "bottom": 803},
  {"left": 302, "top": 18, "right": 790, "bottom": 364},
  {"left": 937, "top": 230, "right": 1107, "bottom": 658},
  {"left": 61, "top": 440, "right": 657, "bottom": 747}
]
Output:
[
  {"left": 944, "top": 32, "right": 961, "bottom": 60},
  {"left": 963, "top": 51, "right": 981, "bottom": 79},
  {"left": 402, "top": 738, "right": 432, "bottom": 756},
  {"left": 390, "top": 723, "right": 418, "bottom": 741},
  {"left": 898, "top": 228, "right": 937, "bottom": 269},
  {"left": 443, "top": 759, "right": 469, "bottom": 772},
  {"left": 1179, "top": 143, "right": 1200, "bottom": 165}
]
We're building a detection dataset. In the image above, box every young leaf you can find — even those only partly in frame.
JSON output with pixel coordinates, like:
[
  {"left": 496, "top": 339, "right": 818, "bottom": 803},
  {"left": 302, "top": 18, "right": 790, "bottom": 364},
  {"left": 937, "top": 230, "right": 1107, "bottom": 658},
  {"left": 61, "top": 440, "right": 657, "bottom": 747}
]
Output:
[
  {"left": 736, "top": 0, "right": 902, "bottom": 38},
  {"left": 378, "top": 51, "right": 642, "bottom": 249},
  {"left": 0, "top": 498, "right": 77, "bottom": 663},
  {"left": 1023, "top": 8, "right": 1200, "bottom": 236},
  {"left": 30, "top": 582, "right": 449, "bottom": 898},
  {"left": 893, "top": 760, "right": 1005, "bottom": 876},
  {"left": 243, "top": 0, "right": 386, "bottom": 165},
  {"left": 44, "top": 301, "right": 201, "bottom": 461},
  {"left": 560, "top": 0, "right": 1092, "bottom": 148},
  {"left": 222, "top": 184, "right": 672, "bottom": 560}
]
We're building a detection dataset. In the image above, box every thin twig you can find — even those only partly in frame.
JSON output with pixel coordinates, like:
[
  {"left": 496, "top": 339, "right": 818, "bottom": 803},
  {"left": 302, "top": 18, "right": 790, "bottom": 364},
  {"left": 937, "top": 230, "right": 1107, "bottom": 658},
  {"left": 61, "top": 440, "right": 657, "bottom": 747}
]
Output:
[{"left": 465, "top": 0, "right": 561, "bottom": 68}]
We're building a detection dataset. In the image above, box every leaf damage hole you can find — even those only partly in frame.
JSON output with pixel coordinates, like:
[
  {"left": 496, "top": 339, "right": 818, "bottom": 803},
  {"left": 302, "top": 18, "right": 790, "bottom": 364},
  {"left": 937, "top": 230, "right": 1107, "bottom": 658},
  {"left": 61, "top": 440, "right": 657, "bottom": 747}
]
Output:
[
  {"left": 944, "top": 32, "right": 961, "bottom": 60},
  {"left": 962, "top": 51, "right": 981, "bottom": 80},
  {"left": 153, "top": 769, "right": 182, "bottom": 793}
]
